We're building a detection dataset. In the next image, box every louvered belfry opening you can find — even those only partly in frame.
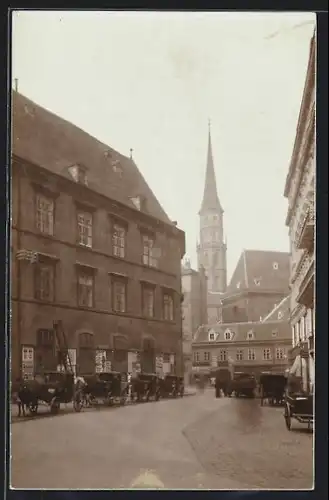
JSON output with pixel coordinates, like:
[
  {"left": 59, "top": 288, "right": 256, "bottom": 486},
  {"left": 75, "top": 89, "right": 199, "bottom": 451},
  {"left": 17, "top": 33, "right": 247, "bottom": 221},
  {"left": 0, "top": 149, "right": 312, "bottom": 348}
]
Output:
[
  {"left": 141, "top": 338, "right": 155, "bottom": 373},
  {"left": 35, "top": 328, "right": 56, "bottom": 373},
  {"left": 78, "top": 333, "right": 95, "bottom": 375},
  {"left": 112, "top": 336, "right": 128, "bottom": 372}
]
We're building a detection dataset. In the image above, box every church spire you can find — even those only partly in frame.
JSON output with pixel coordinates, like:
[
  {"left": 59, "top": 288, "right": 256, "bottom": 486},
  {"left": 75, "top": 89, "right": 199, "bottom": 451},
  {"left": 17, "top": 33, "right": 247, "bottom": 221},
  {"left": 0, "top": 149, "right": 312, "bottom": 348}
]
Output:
[{"left": 199, "top": 121, "right": 222, "bottom": 214}]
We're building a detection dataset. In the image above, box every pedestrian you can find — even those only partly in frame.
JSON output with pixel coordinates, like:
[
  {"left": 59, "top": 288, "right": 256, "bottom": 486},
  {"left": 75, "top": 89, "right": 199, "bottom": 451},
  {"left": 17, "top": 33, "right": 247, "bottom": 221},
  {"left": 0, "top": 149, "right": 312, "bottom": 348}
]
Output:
[{"left": 215, "top": 372, "right": 221, "bottom": 398}]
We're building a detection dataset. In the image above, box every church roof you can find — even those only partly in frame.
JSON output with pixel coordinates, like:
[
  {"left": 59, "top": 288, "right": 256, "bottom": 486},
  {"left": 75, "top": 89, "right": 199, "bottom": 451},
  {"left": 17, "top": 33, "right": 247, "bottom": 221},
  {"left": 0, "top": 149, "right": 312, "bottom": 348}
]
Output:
[
  {"left": 12, "top": 91, "right": 172, "bottom": 225},
  {"left": 262, "top": 295, "right": 290, "bottom": 322},
  {"left": 227, "top": 250, "right": 290, "bottom": 294},
  {"left": 199, "top": 126, "right": 222, "bottom": 214},
  {"left": 193, "top": 319, "right": 291, "bottom": 344}
]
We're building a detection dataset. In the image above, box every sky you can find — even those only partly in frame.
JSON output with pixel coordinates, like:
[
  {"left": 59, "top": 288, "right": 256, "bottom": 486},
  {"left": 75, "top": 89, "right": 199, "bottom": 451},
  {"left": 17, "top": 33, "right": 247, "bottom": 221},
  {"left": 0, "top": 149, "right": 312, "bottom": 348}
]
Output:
[{"left": 11, "top": 11, "right": 316, "bottom": 281}]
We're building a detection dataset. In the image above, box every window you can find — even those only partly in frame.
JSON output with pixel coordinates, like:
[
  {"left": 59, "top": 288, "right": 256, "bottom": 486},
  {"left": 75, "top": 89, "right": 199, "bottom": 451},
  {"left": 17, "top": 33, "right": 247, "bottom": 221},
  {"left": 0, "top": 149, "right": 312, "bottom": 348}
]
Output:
[
  {"left": 272, "top": 330, "right": 278, "bottom": 337},
  {"left": 247, "top": 330, "right": 254, "bottom": 340},
  {"left": 273, "top": 262, "right": 279, "bottom": 270},
  {"left": 77, "top": 211, "right": 92, "bottom": 247},
  {"left": 112, "top": 280, "right": 126, "bottom": 313},
  {"left": 204, "top": 352, "right": 210, "bottom": 362},
  {"left": 163, "top": 293, "right": 174, "bottom": 321},
  {"left": 263, "top": 348, "right": 272, "bottom": 360},
  {"left": 36, "top": 194, "right": 54, "bottom": 235},
  {"left": 142, "top": 285, "right": 155, "bottom": 318},
  {"left": 193, "top": 352, "right": 200, "bottom": 362},
  {"left": 219, "top": 350, "right": 227, "bottom": 362},
  {"left": 236, "top": 349, "right": 244, "bottom": 361},
  {"left": 35, "top": 263, "right": 55, "bottom": 302},
  {"left": 78, "top": 272, "right": 94, "bottom": 308},
  {"left": 112, "top": 224, "right": 126, "bottom": 258},
  {"left": 254, "top": 278, "right": 261, "bottom": 286},
  {"left": 224, "top": 329, "right": 232, "bottom": 340},
  {"left": 278, "top": 311, "right": 283, "bottom": 320},
  {"left": 248, "top": 349, "right": 256, "bottom": 361},
  {"left": 142, "top": 234, "right": 158, "bottom": 267},
  {"left": 276, "top": 348, "right": 285, "bottom": 360},
  {"left": 78, "top": 168, "right": 88, "bottom": 185},
  {"left": 209, "top": 333, "right": 215, "bottom": 341}
]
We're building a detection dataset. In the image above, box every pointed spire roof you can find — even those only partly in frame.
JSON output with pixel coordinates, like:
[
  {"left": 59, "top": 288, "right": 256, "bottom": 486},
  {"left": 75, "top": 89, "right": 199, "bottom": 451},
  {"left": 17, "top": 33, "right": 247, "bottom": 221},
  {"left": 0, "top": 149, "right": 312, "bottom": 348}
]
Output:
[{"left": 199, "top": 121, "right": 222, "bottom": 214}]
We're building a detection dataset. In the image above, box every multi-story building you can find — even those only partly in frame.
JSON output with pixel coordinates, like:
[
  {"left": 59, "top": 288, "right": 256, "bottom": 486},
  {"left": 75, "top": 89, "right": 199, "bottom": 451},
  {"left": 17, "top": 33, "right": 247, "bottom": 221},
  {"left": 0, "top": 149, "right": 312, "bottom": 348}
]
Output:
[
  {"left": 284, "top": 31, "right": 315, "bottom": 360},
  {"left": 220, "top": 249, "right": 291, "bottom": 324},
  {"left": 192, "top": 309, "right": 291, "bottom": 379},
  {"left": 11, "top": 91, "right": 185, "bottom": 381},
  {"left": 181, "top": 260, "right": 207, "bottom": 384},
  {"left": 196, "top": 125, "right": 227, "bottom": 323}
]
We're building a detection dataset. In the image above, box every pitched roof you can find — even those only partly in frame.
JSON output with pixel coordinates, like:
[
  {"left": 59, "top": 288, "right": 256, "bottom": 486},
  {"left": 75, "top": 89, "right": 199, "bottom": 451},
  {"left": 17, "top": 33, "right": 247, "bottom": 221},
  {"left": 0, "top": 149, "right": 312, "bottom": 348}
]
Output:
[
  {"left": 193, "top": 319, "right": 290, "bottom": 344},
  {"left": 262, "top": 295, "right": 290, "bottom": 322},
  {"left": 12, "top": 91, "right": 172, "bottom": 224},
  {"left": 199, "top": 126, "right": 222, "bottom": 214},
  {"left": 227, "top": 250, "right": 290, "bottom": 293}
]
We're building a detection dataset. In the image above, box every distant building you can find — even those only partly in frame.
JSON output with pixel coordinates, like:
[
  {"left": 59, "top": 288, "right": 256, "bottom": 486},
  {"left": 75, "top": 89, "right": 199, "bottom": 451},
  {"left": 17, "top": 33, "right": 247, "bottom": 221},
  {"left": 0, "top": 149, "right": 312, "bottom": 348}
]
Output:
[
  {"left": 217, "top": 249, "right": 290, "bottom": 324},
  {"left": 197, "top": 124, "right": 227, "bottom": 322},
  {"left": 192, "top": 310, "right": 291, "bottom": 379},
  {"left": 181, "top": 260, "right": 207, "bottom": 384},
  {"left": 11, "top": 91, "right": 185, "bottom": 381},
  {"left": 284, "top": 32, "right": 315, "bottom": 359}
]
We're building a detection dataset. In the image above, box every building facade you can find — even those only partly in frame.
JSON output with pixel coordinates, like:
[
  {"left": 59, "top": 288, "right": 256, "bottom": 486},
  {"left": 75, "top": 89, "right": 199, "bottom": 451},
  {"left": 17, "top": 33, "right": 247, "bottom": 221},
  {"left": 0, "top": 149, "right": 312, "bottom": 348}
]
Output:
[
  {"left": 284, "top": 32, "right": 315, "bottom": 358},
  {"left": 181, "top": 260, "right": 208, "bottom": 384},
  {"left": 197, "top": 125, "right": 227, "bottom": 302},
  {"left": 218, "top": 249, "right": 290, "bottom": 324},
  {"left": 11, "top": 91, "right": 185, "bottom": 381},
  {"left": 192, "top": 316, "right": 291, "bottom": 379}
]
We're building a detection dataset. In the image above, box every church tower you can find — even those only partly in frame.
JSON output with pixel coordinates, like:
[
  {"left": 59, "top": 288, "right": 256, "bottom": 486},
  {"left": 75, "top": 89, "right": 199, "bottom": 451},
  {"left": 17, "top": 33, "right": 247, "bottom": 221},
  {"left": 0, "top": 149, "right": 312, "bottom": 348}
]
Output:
[{"left": 197, "top": 123, "right": 227, "bottom": 293}]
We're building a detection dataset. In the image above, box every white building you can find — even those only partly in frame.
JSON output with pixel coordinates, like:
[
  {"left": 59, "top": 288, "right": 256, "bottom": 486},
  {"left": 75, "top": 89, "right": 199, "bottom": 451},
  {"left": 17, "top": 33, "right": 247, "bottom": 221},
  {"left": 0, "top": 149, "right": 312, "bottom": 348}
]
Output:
[{"left": 284, "top": 31, "right": 315, "bottom": 360}]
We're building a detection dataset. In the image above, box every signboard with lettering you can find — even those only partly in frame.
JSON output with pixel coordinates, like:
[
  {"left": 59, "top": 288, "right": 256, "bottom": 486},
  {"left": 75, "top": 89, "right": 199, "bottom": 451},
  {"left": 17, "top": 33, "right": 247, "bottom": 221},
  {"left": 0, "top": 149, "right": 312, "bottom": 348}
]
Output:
[
  {"left": 155, "top": 355, "right": 164, "bottom": 376},
  {"left": 22, "top": 346, "right": 34, "bottom": 380},
  {"left": 95, "top": 350, "right": 106, "bottom": 373}
]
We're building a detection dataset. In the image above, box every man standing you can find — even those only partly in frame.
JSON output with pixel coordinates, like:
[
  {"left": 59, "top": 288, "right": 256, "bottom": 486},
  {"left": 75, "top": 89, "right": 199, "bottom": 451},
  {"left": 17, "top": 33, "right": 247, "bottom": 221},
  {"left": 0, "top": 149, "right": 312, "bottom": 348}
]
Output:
[{"left": 215, "top": 370, "right": 221, "bottom": 398}]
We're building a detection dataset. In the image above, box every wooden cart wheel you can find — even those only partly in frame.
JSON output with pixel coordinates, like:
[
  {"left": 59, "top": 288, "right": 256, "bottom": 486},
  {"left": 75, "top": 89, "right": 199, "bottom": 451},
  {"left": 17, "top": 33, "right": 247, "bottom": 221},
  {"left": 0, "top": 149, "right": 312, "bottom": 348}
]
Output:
[
  {"left": 284, "top": 403, "right": 292, "bottom": 431},
  {"left": 28, "top": 402, "right": 38, "bottom": 416}
]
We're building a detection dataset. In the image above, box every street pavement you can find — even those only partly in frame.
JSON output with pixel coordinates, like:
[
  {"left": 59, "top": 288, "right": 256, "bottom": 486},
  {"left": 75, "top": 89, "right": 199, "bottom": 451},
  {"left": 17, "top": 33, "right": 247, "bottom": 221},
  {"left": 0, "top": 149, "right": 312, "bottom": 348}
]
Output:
[{"left": 11, "top": 389, "right": 313, "bottom": 490}]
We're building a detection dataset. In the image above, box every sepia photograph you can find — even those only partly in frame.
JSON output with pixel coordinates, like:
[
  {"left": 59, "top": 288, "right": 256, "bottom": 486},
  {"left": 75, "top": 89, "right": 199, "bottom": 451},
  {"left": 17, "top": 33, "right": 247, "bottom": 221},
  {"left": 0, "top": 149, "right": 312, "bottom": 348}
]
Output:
[{"left": 9, "top": 10, "right": 315, "bottom": 490}]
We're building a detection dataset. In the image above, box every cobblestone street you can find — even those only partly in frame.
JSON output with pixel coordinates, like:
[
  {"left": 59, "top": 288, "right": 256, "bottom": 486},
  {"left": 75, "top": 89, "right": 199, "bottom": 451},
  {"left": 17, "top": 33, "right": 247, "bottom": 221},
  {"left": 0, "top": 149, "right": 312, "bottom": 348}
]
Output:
[{"left": 11, "top": 389, "right": 313, "bottom": 490}]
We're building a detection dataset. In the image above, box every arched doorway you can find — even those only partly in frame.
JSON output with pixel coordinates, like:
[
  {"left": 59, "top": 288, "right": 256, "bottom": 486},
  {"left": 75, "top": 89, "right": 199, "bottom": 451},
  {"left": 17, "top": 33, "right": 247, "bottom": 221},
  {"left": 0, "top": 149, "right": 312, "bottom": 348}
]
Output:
[
  {"left": 78, "top": 332, "right": 95, "bottom": 374},
  {"left": 141, "top": 338, "right": 155, "bottom": 373}
]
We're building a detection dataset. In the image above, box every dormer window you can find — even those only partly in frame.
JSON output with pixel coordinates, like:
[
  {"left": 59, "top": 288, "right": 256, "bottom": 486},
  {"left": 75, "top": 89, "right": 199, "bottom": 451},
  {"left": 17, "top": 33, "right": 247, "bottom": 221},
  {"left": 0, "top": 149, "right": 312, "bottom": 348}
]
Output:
[
  {"left": 236, "top": 282, "right": 241, "bottom": 289},
  {"left": 224, "top": 329, "right": 232, "bottom": 341},
  {"left": 272, "top": 330, "right": 278, "bottom": 337},
  {"left": 130, "top": 195, "right": 146, "bottom": 211},
  {"left": 208, "top": 329, "right": 216, "bottom": 341},
  {"left": 112, "top": 160, "right": 123, "bottom": 177},
  {"left": 278, "top": 311, "right": 283, "bottom": 320},
  {"left": 247, "top": 330, "right": 254, "bottom": 340},
  {"left": 273, "top": 262, "right": 279, "bottom": 270},
  {"left": 254, "top": 278, "right": 261, "bottom": 286},
  {"left": 68, "top": 164, "right": 88, "bottom": 186}
]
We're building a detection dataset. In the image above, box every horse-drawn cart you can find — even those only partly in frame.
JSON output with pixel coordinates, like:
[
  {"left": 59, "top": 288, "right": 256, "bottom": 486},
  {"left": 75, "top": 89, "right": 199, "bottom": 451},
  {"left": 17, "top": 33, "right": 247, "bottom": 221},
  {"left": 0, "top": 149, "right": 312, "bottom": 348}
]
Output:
[
  {"left": 81, "top": 371, "right": 128, "bottom": 407},
  {"left": 283, "top": 346, "right": 314, "bottom": 431},
  {"left": 259, "top": 372, "right": 287, "bottom": 406},
  {"left": 13, "top": 372, "right": 83, "bottom": 417}
]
